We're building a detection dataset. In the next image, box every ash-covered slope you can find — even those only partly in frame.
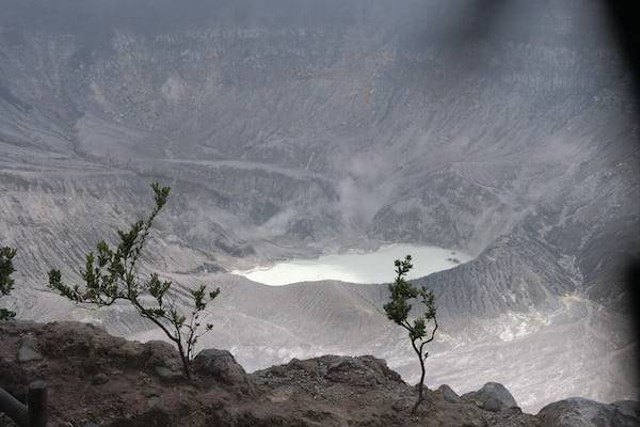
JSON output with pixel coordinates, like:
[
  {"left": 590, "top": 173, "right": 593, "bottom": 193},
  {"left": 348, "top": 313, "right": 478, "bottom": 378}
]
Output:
[
  {"left": 0, "top": 0, "right": 639, "bottom": 413},
  {"left": 1, "top": 0, "right": 637, "bottom": 268}
]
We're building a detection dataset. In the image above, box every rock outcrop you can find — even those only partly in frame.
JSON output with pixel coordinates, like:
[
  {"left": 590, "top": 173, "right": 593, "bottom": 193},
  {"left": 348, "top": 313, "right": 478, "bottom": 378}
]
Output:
[
  {"left": 16, "top": 335, "right": 42, "bottom": 363},
  {"left": 462, "top": 382, "right": 520, "bottom": 412},
  {"left": 2, "top": 321, "right": 637, "bottom": 426},
  {"left": 438, "top": 384, "right": 462, "bottom": 404},
  {"left": 537, "top": 397, "right": 640, "bottom": 427},
  {"left": 193, "top": 348, "right": 255, "bottom": 395}
]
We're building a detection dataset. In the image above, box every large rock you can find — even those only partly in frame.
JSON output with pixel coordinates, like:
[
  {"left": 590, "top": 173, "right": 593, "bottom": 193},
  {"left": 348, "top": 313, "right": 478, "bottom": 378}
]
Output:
[
  {"left": 38, "top": 322, "right": 138, "bottom": 362},
  {"left": 462, "top": 382, "right": 519, "bottom": 412},
  {"left": 142, "top": 341, "right": 181, "bottom": 368},
  {"left": 34, "top": 322, "right": 184, "bottom": 379},
  {"left": 17, "top": 335, "right": 43, "bottom": 363},
  {"left": 537, "top": 397, "right": 640, "bottom": 426},
  {"left": 142, "top": 340, "right": 183, "bottom": 380},
  {"left": 323, "top": 355, "right": 404, "bottom": 388},
  {"left": 193, "top": 349, "right": 254, "bottom": 394},
  {"left": 438, "top": 384, "right": 461, "bottom": 404}
]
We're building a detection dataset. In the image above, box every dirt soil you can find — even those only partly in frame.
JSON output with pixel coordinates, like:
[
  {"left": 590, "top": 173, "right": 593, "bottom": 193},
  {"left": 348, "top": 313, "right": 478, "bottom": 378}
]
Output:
[{"left": 1, "top": 321, "right": 543, "bottom": 426}]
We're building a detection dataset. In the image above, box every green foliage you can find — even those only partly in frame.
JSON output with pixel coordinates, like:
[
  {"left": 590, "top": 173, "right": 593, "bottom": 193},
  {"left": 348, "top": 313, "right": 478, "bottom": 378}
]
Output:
[
  {"left": 48, "top": 182, "right": 220, "bottom": 378},
  {"left": 0, "top": 246, "right": 17, "bottom": 320},
  {"left": 383, "top": 254, "right": 438, "bottom": 413}
]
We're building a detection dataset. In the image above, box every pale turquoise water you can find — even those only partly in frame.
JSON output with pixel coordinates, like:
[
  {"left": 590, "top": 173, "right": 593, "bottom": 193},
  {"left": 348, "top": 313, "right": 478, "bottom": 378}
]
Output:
[{"left": 233, "top": 244, "right": 471, "bottom": 286}]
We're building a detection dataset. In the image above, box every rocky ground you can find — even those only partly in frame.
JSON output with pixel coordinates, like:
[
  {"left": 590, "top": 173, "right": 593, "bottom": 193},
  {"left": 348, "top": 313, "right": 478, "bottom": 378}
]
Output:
[{"left": 0, "top": 321, "right": 638, "bottom": 427}]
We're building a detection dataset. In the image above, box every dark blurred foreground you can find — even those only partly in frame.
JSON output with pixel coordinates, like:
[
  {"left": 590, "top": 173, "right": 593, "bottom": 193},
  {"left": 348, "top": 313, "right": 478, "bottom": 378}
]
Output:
[{"left": 604, "top": 0, "right": 640, "bottom": 399}]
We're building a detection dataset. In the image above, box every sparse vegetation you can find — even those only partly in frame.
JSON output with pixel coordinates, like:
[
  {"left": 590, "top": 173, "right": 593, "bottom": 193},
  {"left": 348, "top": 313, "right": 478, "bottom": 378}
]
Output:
[
  {"left": 48, "top": 182, "right": 220, "bottom": 378},
  {"left": 0, "top": 246, "right": 18, "bottom": 321},
  {"left": 383, "top": 254, "right": 438, "bottom": 413}
]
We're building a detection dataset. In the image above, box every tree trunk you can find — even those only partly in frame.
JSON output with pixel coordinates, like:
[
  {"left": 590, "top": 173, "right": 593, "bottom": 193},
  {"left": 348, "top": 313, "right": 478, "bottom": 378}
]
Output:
[
  {"left": 411, "top": 351, "right": 426, "bottom": 414},
  {"left": 177, "top": 341, "right": 191, "bottom": 379}
]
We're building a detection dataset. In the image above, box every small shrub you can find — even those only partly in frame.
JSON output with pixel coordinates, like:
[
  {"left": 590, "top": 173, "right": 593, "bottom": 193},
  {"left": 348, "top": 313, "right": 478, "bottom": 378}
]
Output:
[
  {"left": 383, "top": 254, "right": 437, "bottom": 413},
  {"left": 0, "top": 246, "right": 17, "bottom": 320}
]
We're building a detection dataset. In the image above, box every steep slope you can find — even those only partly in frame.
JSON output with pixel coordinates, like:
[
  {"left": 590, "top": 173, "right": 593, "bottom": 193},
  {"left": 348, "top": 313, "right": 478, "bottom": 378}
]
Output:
[{"left": 1, "top": 0, "right": 637, "bottom": 264}]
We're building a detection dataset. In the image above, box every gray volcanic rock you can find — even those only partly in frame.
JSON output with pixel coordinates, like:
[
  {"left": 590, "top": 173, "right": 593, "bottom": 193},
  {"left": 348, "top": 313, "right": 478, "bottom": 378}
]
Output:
[
  {"left": 438, "top": 384, "right": 462, "bottom": 404},
  {"left": 193, "top": 348, "right": 255, "bottom": 394},
  {"left": 144, "top": 340, "right": 184, "bottom": 381},
  {"left": 537, "top": 398, "right": 640, "bottom": 427},
  {"left": 143, "top": 340, "right": 182, "bottom": 366},
  {"left": 324, "top": 355, "right": 404, "bottom": 387},
  {"left": 463, "top": 382, "right": 519, "bottom": 412},
  {"left": 91, "top": 372, "right": 109, "bottom": 385},
  {"left": 254, "top": 354, "right": 404, "bottom": 391},
  {"left": 17, "top": 335, "right": 43, "bottom": 363}
]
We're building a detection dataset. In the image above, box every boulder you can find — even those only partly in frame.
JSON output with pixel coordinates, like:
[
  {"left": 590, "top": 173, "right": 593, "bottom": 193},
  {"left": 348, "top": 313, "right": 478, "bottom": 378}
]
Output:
[
  {"left": 17, "top": 335, "right": 43, "bottom": 363},
  {"left": 153, "top": 366, "right": 182, "bottom": 381},
  {"left": 537, "top": 397, "right": 640, "bottom": 427},
  {"left": 461, "top": 382, "right": 518, "bottom": 412},
  {"left": 38, "top": 321, "right": 137, "bottom": 362},
  {"left": 142, "top": 340, "right": 182, "bottom": 379},
  {"left": 147, "top": 395, "right": 162, "bottom": 409},
  {"left": 91, "top": 372, "right": 110, "bottom": 385},
  {"left": 193, "top": 349, "right": 254, "bottom": 394},
  {"left": 324, "top": 355, "right": 403, "bottom": 387},
  {"left": 438, "top": 384, "right": 461, "bottom": 403}
]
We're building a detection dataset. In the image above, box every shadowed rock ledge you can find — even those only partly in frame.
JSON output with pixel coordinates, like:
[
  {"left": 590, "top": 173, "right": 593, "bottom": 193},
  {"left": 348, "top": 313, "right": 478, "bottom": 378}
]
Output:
[{"left": 0, "top": 321, "right": 637, "bottom": 427}]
